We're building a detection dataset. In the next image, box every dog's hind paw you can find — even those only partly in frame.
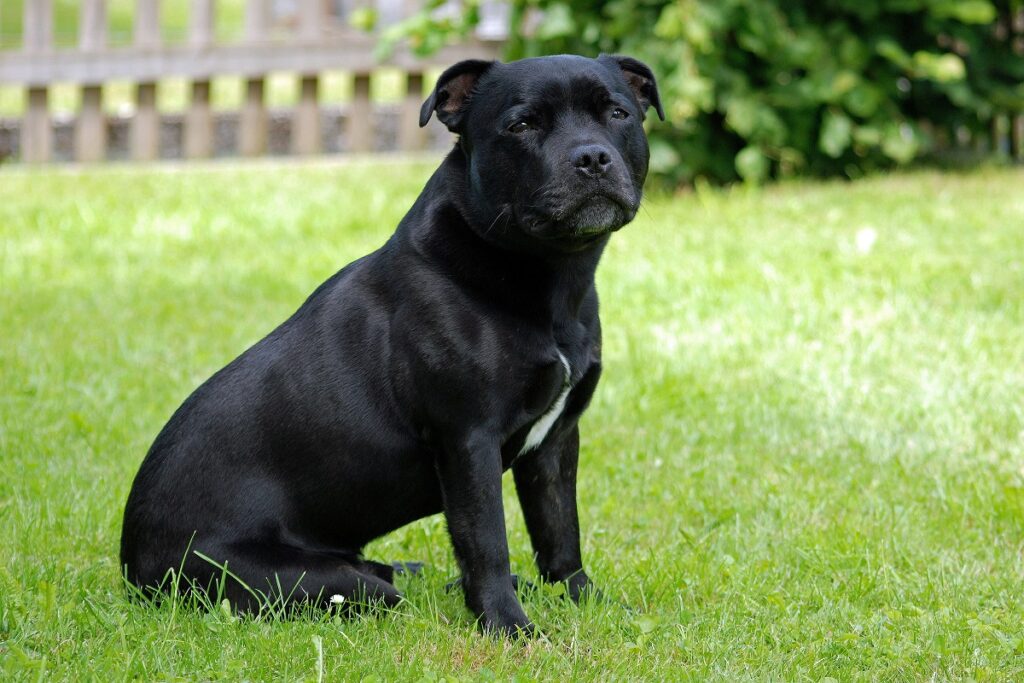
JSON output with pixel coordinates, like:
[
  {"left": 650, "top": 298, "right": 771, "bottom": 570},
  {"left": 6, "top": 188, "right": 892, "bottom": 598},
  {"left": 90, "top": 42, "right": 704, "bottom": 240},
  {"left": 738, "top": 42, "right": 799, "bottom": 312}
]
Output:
[{"left": 390, "top": 561, "right": 425, "bottom": 576}]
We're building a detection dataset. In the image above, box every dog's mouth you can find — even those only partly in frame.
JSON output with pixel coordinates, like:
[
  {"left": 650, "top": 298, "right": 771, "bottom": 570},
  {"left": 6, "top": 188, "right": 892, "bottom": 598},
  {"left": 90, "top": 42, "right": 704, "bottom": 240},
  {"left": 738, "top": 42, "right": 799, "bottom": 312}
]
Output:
[
  {"left": 561, "top": 196, "right": 630, "bottom": 235},
  {"left": 525, "top": 191, "right": 637, "bottom": 245}
]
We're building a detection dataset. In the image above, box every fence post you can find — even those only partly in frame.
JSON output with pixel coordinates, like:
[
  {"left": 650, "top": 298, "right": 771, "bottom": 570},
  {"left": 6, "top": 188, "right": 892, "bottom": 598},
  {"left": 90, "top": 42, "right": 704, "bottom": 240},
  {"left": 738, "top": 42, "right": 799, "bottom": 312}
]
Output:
[
  {"left": 133, "top": 0, "right": 162, "bottom": 161},
  {"left": 294, "top": 77, "right": 321, "bottom": 155},
  {"left": 297, "top": 0, "right": 322, "bottom": 41},
  {"left": 22, "top": 0, "right": 53, "bottom": 163},
  {"left": 349, "top": 74, "right": 373, "bottom": 153},
  {"left": 185, "top": 82, "right": 213, "bottom": 158},
  {"left": 185, "top": 0, "right": 215, "bottom": 158},
  {"left": 240, "top": 0, "right": 270, "bottom": 156},
  {"left": 77, "top": 0, "right": 109, "bottom": 162},
  {"left": 399, "top": 72, "right": 426, "bottom": 152},
  {"left": 240, "top": 79, "right": 267, "bottom": 156},
  {"left": 293, "top": 0, "right": 322, "bottom": 155},
  {"left": 396, "top": 0, "right": 426, "bottom": 151}
]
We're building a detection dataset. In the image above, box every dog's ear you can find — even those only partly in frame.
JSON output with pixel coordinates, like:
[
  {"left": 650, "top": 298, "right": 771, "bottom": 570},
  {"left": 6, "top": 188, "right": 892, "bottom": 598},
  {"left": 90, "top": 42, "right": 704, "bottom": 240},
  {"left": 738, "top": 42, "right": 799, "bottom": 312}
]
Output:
[
  {"left": 598, "top": 54, "right": 665, "bottom": 122},
  {"left": 419, "top": 60, "right": 496, "bottom": 131}
]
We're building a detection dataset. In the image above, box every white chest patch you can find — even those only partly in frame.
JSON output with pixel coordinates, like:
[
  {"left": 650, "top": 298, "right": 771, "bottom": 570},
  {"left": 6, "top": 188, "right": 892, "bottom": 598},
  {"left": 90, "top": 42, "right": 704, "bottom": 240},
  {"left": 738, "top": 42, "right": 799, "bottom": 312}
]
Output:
[{"left": 518, "top": 351, "right": 572, "bottom": 456}]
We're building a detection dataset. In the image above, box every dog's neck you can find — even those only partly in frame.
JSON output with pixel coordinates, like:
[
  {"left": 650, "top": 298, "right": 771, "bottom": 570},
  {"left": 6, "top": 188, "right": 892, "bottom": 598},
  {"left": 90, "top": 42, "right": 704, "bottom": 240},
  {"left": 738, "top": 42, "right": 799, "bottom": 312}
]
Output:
[{"left": 397, "top": 149, "right": 606, "bottom": 320}]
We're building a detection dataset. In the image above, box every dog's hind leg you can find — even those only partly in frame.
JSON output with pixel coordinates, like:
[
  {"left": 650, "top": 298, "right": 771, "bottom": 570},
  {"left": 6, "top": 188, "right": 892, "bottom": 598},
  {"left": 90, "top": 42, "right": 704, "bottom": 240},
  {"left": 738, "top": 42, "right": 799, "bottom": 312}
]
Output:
[{"left": 182, "top": 541, "right": 402, "bottom": 614}]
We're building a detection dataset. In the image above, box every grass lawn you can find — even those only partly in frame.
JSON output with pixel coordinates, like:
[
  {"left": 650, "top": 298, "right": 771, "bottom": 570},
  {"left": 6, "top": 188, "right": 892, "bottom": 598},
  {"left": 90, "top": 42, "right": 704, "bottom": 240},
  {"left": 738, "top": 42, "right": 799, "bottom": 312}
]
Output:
[{"left": 1, "top": 160, "right": 1023, "bottom": 680}]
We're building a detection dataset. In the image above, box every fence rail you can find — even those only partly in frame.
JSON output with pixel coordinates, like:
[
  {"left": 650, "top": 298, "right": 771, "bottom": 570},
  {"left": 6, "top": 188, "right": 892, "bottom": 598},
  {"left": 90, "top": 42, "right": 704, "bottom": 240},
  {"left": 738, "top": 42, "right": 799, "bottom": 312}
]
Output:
[{"left": 0, "top": 0, "right": 504, "bottom": 163}]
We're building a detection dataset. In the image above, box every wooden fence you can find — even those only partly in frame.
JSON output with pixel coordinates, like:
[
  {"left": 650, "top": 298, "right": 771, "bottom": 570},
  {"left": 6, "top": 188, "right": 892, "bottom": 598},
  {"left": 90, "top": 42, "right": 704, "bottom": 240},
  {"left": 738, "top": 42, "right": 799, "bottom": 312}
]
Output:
[{"left": 0, "top": 0, "right": 504, "bottom": 163}]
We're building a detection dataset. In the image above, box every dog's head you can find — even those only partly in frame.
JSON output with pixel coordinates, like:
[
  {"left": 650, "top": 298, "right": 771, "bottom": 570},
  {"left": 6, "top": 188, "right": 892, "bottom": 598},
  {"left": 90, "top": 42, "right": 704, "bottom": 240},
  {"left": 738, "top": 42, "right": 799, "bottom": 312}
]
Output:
[{"left": 421, "top": 54, "right": 664, "bottom": 253}]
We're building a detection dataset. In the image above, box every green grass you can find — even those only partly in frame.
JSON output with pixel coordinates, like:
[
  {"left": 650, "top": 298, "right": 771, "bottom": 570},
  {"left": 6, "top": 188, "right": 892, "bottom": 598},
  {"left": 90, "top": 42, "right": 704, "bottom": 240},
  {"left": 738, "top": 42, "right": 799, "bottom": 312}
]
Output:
[{"left": 1, "top": 161, "right": 1023, "bottom": 680}]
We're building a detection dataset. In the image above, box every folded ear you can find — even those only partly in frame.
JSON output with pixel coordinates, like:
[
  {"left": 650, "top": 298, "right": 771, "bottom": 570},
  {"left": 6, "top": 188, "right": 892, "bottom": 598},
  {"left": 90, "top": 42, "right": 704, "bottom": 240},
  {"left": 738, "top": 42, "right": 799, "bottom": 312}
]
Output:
[
  {"left": 598, "top": 54, "right": 665, "bottom": 122},
  {"left": 419, "top": 59, "right": 497, "bottom": 132}
]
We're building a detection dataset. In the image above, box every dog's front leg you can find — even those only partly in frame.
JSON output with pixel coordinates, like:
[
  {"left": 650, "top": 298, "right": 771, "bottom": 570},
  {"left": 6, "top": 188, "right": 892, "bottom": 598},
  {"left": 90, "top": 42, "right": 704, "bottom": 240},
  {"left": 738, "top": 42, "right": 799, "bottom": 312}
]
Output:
[
  {"left": 513, "top": 426, "right": 598, "bottom": 602},
  {"left": 437, "top": 433, "right": 533, "bottom": 637}
]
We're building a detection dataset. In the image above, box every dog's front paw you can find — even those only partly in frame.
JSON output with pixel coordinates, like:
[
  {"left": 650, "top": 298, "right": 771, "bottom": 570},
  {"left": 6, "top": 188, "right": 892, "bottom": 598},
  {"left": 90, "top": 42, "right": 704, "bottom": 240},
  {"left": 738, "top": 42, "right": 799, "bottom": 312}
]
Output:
[
  {"left": 565, "top": 571, "right": 602, "bottom": 603},
  {"left": 481, "top": 610, "right": 536, "bottom": 639},
  {"left": 473, "top": 590, "right": 536, "bottom": 639}
]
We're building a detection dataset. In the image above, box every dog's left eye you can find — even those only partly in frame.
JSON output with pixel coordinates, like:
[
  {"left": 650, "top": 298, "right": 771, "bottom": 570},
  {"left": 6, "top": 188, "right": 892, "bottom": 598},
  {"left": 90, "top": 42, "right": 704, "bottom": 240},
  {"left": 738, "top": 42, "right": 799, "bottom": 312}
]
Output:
[
  {"left": 611, "top": 108, "right": 629, "bottom": 120},
  {"left": 508, "top": 121, "right": 532, "bottom": 134}
]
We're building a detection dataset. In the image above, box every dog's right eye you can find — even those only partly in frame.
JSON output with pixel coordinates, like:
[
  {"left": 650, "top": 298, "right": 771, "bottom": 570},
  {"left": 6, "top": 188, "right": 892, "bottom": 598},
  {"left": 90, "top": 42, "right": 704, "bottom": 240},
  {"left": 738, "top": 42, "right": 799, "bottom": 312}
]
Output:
[{"left": 508, "top": 121, "right": 532, "bottom": 134}]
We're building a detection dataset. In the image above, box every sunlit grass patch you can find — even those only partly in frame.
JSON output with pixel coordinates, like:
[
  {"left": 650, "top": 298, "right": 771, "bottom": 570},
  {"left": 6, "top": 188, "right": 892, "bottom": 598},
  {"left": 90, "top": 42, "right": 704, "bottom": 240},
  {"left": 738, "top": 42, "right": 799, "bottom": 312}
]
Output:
[{"left": 1, "top": 161, "right": 1022, "bottom": 679}]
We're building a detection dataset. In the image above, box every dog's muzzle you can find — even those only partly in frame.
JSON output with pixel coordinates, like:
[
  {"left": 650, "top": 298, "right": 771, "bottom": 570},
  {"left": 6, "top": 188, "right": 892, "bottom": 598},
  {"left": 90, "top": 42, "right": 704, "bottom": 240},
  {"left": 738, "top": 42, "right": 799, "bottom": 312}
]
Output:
[{"left": 562, "top": 196, "right": 631, "bottom": 235}]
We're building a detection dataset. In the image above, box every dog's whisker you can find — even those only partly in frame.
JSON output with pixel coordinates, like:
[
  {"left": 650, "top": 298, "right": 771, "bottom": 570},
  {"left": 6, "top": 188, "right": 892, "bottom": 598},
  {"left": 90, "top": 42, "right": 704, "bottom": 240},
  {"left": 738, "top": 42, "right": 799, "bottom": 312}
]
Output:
[{"left": 482, "top": 207, "right": 510, "bottom": 237}]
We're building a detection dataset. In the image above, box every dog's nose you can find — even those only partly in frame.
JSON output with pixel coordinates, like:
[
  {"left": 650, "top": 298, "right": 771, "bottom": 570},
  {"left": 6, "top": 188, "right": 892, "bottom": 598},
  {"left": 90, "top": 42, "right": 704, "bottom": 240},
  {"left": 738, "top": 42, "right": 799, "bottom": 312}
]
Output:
[{"left": 572, "top": 144, "right": 612, "bottom": 178}]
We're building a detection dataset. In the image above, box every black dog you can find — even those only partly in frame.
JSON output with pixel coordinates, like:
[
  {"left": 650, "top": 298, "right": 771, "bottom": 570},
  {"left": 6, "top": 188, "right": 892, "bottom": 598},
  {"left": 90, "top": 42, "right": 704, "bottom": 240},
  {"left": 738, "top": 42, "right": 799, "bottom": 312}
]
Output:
[{"left": 121, "top": 54, "right": 663, "bottom": 636}]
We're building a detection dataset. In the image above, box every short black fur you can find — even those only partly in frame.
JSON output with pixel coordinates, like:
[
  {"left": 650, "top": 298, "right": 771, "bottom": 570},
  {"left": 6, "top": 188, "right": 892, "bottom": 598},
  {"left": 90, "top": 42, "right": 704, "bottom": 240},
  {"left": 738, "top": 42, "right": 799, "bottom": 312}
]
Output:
[{"left": 121, "top": 54, "right": 662, "bottom": 636}]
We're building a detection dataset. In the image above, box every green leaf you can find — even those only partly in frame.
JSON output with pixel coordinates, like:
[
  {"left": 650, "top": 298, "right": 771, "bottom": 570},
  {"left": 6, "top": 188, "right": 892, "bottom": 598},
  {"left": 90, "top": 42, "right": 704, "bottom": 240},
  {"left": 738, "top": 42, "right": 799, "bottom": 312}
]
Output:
[
  {"left": 852, "top": 125, "right": 882, "bottom": 147},
  {"left": 882, "top": 123, "right": 918, "bottom": 163},
  {"left": 649, "top": 139, "right": 682, "bottom": 175},
  {"left": 724, "top": 96, "right": 786, "bottom": 145},
  {"left": 820, "top": 110, "right": 853, "bottom": 158},
  {"left": 634, "top": 616, "right": 660, "bottom": 634},
  {"left": 934, "top": 0, "right": 997, "bottom": 24},
  {"left": 725, "top": 97, "right": 761, "bottom": 138},
  {"left": 653, "top": 4, "right": 684, "bottom": 40},
  {"left": 933, "top": 54, "right": 966, "bottom": 82},
  {"left": 843, "top": 83, "right": 883, "bottom": 118},
  {"left": 349, "top": 7, "right": 377, "bottom": 32},
  {"left": 536, "top": 4, "right": 575, "bottom": 40},
  {"left": 830, "top": 71, "right": 859, "bottom": 100},
  {"left": 876, "top": 39, "right": 911, "bottom": 68},
  {"left": 913, "top": 52, "right": 966, "bottom": 82},
  {"left": 736, "top": 146, "right": 769, "bottom": 183}
]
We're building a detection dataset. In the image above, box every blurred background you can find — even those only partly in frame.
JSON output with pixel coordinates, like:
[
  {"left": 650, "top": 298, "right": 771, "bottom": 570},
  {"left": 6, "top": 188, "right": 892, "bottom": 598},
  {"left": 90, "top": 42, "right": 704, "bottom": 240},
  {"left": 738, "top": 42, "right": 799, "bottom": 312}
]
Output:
[
  {"left": 3, "top": 5, "right": 1024, "bottom": 678},
  {"left": 1, "top": 0, "right": 1022, "bottom": 184}
]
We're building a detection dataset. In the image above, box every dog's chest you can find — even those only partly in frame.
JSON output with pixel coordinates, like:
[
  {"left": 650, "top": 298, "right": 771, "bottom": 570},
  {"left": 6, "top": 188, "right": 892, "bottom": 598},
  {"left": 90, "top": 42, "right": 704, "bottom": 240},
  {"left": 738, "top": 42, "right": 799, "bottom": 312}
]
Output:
[{"left": 517, "top": 351, "right": 573, "bottom": 457}]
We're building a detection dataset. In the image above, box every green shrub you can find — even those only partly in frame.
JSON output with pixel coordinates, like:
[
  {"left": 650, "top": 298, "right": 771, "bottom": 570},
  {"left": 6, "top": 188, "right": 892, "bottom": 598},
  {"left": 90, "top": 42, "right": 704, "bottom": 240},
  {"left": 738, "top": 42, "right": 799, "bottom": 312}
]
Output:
[{"left": 383, "top": 0, "right": 1024, "bottom": 184}]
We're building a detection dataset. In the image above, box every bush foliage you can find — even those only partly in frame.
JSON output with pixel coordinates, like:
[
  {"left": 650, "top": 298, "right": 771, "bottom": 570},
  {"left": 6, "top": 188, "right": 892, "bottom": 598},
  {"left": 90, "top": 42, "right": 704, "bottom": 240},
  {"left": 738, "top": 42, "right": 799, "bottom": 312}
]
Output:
[{"left": 385, "top": 0, "right": 1024, "bottom": 184}]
